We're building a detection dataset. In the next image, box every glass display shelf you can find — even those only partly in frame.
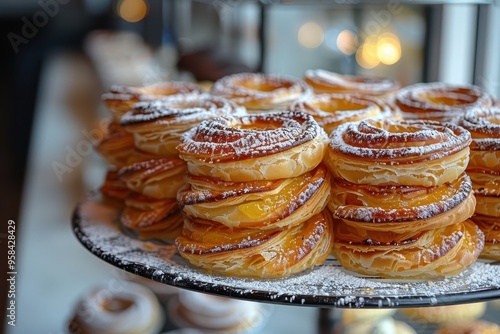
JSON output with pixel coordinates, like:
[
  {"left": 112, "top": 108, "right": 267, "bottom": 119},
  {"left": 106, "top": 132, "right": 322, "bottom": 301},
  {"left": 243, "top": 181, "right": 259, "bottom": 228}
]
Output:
[{"left": 72, "top": 193, "right": 500, "bottom": 309}]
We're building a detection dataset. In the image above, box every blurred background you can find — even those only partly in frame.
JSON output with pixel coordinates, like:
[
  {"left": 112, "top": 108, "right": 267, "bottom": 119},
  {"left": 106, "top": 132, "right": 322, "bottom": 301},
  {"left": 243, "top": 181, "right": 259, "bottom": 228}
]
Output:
[{"left": 0, "top": 0, "right": 499, "bottom": 333}]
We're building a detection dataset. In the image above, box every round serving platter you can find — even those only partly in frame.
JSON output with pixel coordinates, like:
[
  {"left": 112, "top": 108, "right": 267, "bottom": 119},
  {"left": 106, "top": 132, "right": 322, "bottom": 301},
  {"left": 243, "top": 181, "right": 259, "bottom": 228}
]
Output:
[{"left": 72, "top": 193, "right": 500, "bottom": 309}]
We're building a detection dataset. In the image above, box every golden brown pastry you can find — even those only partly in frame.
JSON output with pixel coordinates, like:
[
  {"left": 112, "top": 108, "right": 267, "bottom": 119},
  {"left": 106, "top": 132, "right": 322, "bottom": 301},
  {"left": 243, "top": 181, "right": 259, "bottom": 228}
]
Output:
[
  {"left": 177, "top": 111, "right": 329, "bottom": 182},
  {"left": 210, "top": 72, "right": 311, "bottom": 112},
  {"left": 94, "top": 120, "right": 135, "bottom": 169},
  {"left": 459, "top": 107, "right": 500, "bottom": 259},
  {"left": 101, "top": 81, "right": 205, "bottom": 121},
  {"left": 99, "top": 171, "right": 132, "bottom": 206},
  {"left": 121, "top": 94, "right": 243, "bottom": 157},
  {"left": 329, "top": 173, "right": 475, "bottom": 236},
  {"left": 333, "top": 219, "right": 484, "bottom": 279},
  {"left": 435, "top": 320, "right": 500, "bottom": 334},
  {"left": 304, "top": 69, "right": 400, "bottom": 97},
  {"left": 178, "top": 164, "right": 331, "bottom": 229},
  {"left": 471, "top": 214, "right": 500, "bottom": 260},
  {"left": 289, "top": 93, "right": 399, "bottom": 134},
  {"left": 394, "top": 82, "right": 493, "bottom": 122},
  {"left": 400, "top": 303, "right": 487, "bottom": 325},
  {"left": 175, "top": 211, "right": 333, "bottom": 278},
  {"left": 325, "top": 119, "right": 472, "bottom": 187},
  {"left": 121, "top": 193, "right": 183, "bottom": 240},
  {"left": 118, "top": 157, "right": 187, "bottom": 200}
]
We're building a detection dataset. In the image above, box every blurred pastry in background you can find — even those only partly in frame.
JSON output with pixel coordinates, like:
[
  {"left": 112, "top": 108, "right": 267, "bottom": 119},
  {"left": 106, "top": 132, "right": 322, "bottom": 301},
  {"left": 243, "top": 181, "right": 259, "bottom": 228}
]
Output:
[
  {"left": 210, "top": 72, "right": 312, "bottom": 112},
  {"left": 68, "top": 280, "right": 164, "bottom": 334},
  {"left": 341, "top": 316, "right": 417, "bottom": 334},
  {"left": 168, "top": 290, "right": 269, "bottom": 333},
  {"left": 341, "top": 308, "right": 397, "bottom": 326},
  {"left": 434, "top": 320, "right": 500, "bottom": 334},
  {"left": 393, "top": 82, "right": 493, "bottom": 122},
  {"left": 304, "top": 69, "right": 400, "bottom": 97},
  {"left": 289, "top": 93, "right": 399, "bottom": 135},
  {"left": 399, "top": 302, "right": 487, "bottom": 325}
]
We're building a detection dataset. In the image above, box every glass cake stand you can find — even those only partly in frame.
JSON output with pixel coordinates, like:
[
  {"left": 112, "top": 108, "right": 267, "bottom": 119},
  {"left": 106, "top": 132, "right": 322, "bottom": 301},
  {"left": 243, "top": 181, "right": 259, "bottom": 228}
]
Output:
[{"left": 72, "top": 193, "right": 500, "bottom": 311}]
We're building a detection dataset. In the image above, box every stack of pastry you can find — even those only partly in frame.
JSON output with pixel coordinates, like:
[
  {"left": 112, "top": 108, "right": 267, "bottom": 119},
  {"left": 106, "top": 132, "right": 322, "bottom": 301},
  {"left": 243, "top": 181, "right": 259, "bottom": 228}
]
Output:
[
  {"left": 303, "top": 69, "right": 400, "bottom": 97},
  {"left": 289, "top": 93, "right": 398, "bottom": 135},
  {"left": 115, "top": 94, "right": 243, "bottom": 240},
  {"left": 325, "top": 118, "right": 484, "bottom": 278},
  {"left": 95, "top": 82, "right": 204, "bottom": 205},
  {"left": 175, "top": 111, "right": 333, "bottom": 278},
  {"left": 458, "top": 107, "right": 500, "bottom": 260},
  {"left": 393, "top": 82, "right": 493, "bottom": 122},
  {"left": 210, "top": 72, "right": 311, "bottom": 113}
]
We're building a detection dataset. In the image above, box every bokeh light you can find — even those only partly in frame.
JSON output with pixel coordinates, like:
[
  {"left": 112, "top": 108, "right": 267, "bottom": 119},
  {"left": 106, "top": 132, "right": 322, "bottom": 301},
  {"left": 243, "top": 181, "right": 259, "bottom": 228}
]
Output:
[
  {"left": 117, "top": 0, "right": 148, "bottom": 23},
  {"left": 336, "top": 29, "right": 358, "bottom": 55},
  {"left": 298, "top": 22, "right": 324, "bottom": 49},
  {"left": 377, "top": 32, "right": 401, "bottom": 65},
  {"left": 356, "top": 36, "right": 379, "bottom": 69}
]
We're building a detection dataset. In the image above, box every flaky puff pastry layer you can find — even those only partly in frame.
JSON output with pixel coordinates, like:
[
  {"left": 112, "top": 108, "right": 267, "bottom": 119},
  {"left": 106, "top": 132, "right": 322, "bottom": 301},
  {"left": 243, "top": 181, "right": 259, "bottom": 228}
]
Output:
[
  {"left": 119, "top": 157, "right": 187, "bottom": 199},
  {"left": 471, "top": 214, "right": 500, "bottom": 260},
  {"left": 175, "top": 211, "right": 333, "bottom": 279},
  {"left": 101, "top": 81, "right": 205, "bottom": 122},
  {"left": 121, "top": 94, "right": 243, "bottom": 156},
  {"left": 94, "top": 120, "right": 135, "bottom": 169},
  {"left": 328, "top": 173, "right": 474, "bottom": 227},
  {"left": 178, "top": 164, "right": 331, "bottom": 229},
  {"left": 333, "top": 219, "right": 484, "bottom": 279},
  {"left": 177, "top": 112, "right": 328, "bottom": 182},
  {"left": 326, "top": 119, "right": 471, "bottom": 187},
  {"left": 289, "top": 93, "right": 398, "bottom": 135},
  {"left": 121, "top": 193, "right": 183, "bottom": 240},
  {"left": 99, "top": 171, "right": 132, "bottom": 207}
]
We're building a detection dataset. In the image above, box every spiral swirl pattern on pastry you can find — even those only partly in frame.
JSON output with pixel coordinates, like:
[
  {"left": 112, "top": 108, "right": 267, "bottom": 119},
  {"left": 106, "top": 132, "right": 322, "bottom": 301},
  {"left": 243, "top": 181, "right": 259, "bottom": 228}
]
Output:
[
  {"left": 102, "top": 81, "right": 204, "bottom": 121},
  {"left": 177, "top": 111, "right": 328, "bottom": 181},
  {"left": 326, "top": 119, "right": 472, "bottom": 187},
  {"left": 394, "top": 82, "right": 493, "bottom": 121},
  {"left": 304, "top": 69, "right": 400, "bottom": 96},
  {"left": 121, "top": 94, "right": 243, "bottom": 156},
  {"left": 210, "top": 72, "right": 312, "bottom": 111},
  {"left": 175, "top": 211, "right": 333, "bottom": 278},
  {"left": 289, "top": 93, "right": 398, "bottom": 134}
]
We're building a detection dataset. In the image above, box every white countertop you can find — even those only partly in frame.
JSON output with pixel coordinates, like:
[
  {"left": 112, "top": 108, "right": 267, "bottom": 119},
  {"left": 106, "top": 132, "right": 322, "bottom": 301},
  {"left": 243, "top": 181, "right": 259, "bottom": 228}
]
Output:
[{"left": 5, "top": 50, "right": 319, "bottom": 334}]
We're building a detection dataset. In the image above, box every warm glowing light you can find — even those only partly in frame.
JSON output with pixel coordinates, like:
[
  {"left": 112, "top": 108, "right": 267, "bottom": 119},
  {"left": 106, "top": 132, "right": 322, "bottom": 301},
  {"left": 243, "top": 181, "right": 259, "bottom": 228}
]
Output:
[
  {"left": 356, "top": 36, "right": 379, "bottom": 69},
  {"left": 336, "top": 30, "right": 358, "bottom": 55},
  {"left": 377, "top": 33, "right": 401, "bottom": 65},
  {"left": 298, "top": 22, "right": 324, "bottom": 49},
  {"left": 118, "top": 0, "right": 148, "bottom": 23}
]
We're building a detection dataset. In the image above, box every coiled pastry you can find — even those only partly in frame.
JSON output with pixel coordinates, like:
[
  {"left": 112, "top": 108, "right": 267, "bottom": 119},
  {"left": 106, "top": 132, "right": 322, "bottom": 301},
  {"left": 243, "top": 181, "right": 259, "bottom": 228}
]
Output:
[
  {"left": 333, "top": 218, "right": 484, "bottom": 279},
  {"left": 99, "top": 171, "right": 132, "bottom": 206},
  {"left": 94, "top": 120, "right": 135, "bottom": 169},
  {"left": 329, "top": 173, "right": 476, "bottom": 237},
  {"left": 289, "top": 93, "right": 399, "bottom": 134},
  {"left": 177, "top": 111, "right": 329, "bottom": 182},
  {"left": 118, "top": 157, "right": 187, "bottom": 199},
  {"left": 325, "top": 119, "right": 472, "bottom": 187},
  {"left": 394, "top": 82, "right": 493, "bottom": 122},
  {"left": 459, "top": 107, "right": 500, "bottom": 259},
  {"left": 304, "top": 69, "right": 400, "bottom": 97},
  {"left": 178, "top": 164, "right": 331, "bottom": 229},
  {"left": 101, "top": 81, "right": 205, "bottom": 121},
  {"left": 210, "top": 72, "right": 312, "bottom": 112},
  {"left": 121, "top": 94, "right": 243, "bottom": 157},
  {"left": 121, "top": 193, "right": 183, "bottom": 240},
  {"left": 175, "top": 211, "right": 333, "bottom": 278}
]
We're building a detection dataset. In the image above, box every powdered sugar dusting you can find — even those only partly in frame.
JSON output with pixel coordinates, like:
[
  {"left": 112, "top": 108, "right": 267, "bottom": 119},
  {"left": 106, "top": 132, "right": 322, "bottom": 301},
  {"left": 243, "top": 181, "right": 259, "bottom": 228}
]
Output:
[
  {"left": 178, "top": 111, "right": 327, "bottom": 162},
  {"left": 329, "top": 118, "right": 471, "bottom": 161},
  {"left": 73, "top": 197, "right": 500, "bottom": 308}
]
